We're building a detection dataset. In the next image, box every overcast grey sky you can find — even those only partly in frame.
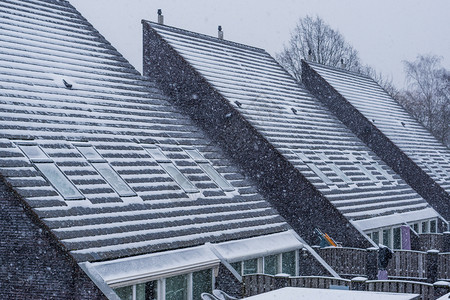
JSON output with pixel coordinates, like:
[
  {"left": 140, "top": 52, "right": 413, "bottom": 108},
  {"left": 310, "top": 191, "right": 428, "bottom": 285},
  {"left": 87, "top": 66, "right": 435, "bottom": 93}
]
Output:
[{"left": 70, "top": 0, "right": 449, "bottom": 88}]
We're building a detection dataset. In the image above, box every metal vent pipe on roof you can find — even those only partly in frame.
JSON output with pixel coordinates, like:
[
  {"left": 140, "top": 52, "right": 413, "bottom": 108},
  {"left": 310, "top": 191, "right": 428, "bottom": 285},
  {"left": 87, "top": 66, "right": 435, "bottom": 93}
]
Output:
[
  {"left": 157, "top": 9, "right": 164, "bottom": 25},
  {"left": 340, "top": 58, "right": 346, "bottom": 69},
  {"left": 218, "top": 25, "right": 223, "bottom": 39},
  {"left": 307, "top": 49, "right": 313, "bottom": 61}
]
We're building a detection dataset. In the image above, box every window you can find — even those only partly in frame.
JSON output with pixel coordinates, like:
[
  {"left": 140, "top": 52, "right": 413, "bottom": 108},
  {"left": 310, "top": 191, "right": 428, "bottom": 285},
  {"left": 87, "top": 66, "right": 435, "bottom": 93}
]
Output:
[
  {"left": 231, "top": 251, "right": 297, "bottom": 277},
  {"left": 372, "top": 231, "right": 380, "bottom": 244},
  {"left": 165, "top": 274, "right": 188, "bottom": 300},
  {"left": 430, "top": 220, "right": 437, "bottom": 233},
  {"left": 185, "top": 149, "right": 234, "bottom": 192},
  {"left": 18, "top": 144, "right": 83, "bottom": 200},
  {"left": 393, "top": 227, "right": 401, "bottom": 249},
  {"left": 412, "top": 223, "right": 419, "bottom": 233},
  {"left": 295, "top": 152, "right": 335, "bottom": 187},
  {"left": 243, "top": 258, "right": 258, "bottom": 275},
  {"left": 145, "top": 147, "right": 198, "bottom": 193},
  {"left": 281, "top": 251, "right": 296, "bottom": 275},
  {"left": 422, "top": 221, "right": 428, "bottom": 233},
  {"left": 77, "top": 146, "right": 136, "bottom": 197},
  {"left": 316, "top": 153, "right": 354, "bottom": 185},
  {"left": 113, "top": 271, "right": 212, "bottom": 300},
  {"left": 382, "top": 229, "right": 392, "bottom": 248},
  {"left": 192, "top": 269, "right": 212, "bottom": 300},
  {"left": 263, "top": 255, "right": 279, "bottom": 275},
  {"left": 114, "top": 282, "right": 157, "bottom": 300}
]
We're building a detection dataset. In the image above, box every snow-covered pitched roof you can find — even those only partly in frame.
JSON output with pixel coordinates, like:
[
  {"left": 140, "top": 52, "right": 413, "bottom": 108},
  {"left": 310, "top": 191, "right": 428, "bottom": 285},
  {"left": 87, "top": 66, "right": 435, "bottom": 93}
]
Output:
[
  {"left": 144, "top": 21, "right": 441, "bottom": 230},
  {"left": 0, "top": 0, "right": 291, "bottom": 262},
  {"left": 304, "top": 61, "right": 450, "bottom": 220}
]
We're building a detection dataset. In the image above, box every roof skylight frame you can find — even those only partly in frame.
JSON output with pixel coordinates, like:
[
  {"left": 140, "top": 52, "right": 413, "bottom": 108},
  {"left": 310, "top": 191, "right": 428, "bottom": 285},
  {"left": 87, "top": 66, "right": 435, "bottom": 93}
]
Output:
[
  {"left": 17, "top": 143, "right": 84, "bottom": 200},
  {"left": 145, "top": 146, "right": 199, "bottom": 193},
  {"left": 294, "top": 151, "right": 337, "bottom": 189},
  {"left": 184, "top": 148, "right": 235, "bottom": 192},
  {"left": 75, "top": 145, "right": 137, "bottom": 197}
]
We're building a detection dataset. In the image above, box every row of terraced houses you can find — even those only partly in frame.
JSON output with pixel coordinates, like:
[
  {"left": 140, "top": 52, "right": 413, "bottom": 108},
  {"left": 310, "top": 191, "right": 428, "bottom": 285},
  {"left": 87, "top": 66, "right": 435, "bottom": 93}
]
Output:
[{"left": 0, "top": 0, "right": 449, "bottom": 299}]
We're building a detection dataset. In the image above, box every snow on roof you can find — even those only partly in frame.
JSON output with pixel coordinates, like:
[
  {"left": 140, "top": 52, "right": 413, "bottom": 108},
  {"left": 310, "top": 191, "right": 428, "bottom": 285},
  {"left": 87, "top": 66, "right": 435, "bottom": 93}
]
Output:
[
  {"left": 145, "top": 21, "right": 441, "bottom": 230},
  {"left": 84, "top": 231, "right": 303, "bottom": 286},
  {"left": 0, "top": 0, "right": 291, "bottom": 262},
  {"left": 305, "top": 61, "right": 450, "bottom": 200},
  {"left": 213, "top": 230, "right": 303, "bottom": 262}
]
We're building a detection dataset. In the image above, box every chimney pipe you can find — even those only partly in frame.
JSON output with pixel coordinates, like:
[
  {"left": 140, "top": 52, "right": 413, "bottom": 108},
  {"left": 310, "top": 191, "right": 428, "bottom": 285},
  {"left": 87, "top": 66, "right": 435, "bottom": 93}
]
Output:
[
  {"left": 340, "top": 58, "right": 346, "bottom": 69},
  {"left": 157, "top": 9, "right": 164, "bottom": 25},
  {"left": 307, "top": 49, "right": 313, "bottom": 61},
  {"left": 218, "top": 25, "right": 223, "bottom": 39}
]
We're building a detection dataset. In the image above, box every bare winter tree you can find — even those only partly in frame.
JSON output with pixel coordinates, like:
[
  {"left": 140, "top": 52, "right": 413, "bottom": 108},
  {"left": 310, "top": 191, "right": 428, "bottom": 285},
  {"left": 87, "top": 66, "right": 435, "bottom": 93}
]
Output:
[
  {"left": 276, "top": 15, "right": 398, "bottom": 99},
  {"left": 276, "top": 15, "right": 361, "bottom": 82},
  {"left": 398, "top": 55, "right": 450, "bottom": 146}
]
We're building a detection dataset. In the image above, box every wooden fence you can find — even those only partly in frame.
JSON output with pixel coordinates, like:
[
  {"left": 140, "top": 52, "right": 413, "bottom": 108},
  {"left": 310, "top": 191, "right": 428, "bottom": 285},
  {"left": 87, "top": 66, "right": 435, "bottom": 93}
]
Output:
[
  {"left": 387, "top": 250, "right": 427, "bottom": 279},
  {"left": 242, "top": 274, "right": 450, "bottom": 300},
  {"left": 314, "top": 246, "right": 367, "bottom": 276},
  {"left": 315, "top": 246, "right": 450, "bottom": 281},
  {"left": 438, "top": 253, "right": 450, "bottom": 280}
]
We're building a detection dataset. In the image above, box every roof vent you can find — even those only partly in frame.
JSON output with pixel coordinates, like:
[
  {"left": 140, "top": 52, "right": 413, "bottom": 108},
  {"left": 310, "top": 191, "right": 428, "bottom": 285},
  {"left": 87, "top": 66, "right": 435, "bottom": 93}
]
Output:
[
  {"left": 62, "top": 79, "right": 73, "bottom": 89},
  {"left": 291, "top": 107, "right": 298, "bottom": 115},
  {"left": 340, "top": 58, "right": 346, "bottom": 69},
  {"left": 157, "top": 9, "right": 164, "bottom": 24},
  {"left": 235, "top": 100, "right": 242, "bottom": 108},
  {"left": 218, "top": 25, "right": 223, "bottom": 39},
  {"left": 307, "top": 49, "right": 313, "bottom": 61}
]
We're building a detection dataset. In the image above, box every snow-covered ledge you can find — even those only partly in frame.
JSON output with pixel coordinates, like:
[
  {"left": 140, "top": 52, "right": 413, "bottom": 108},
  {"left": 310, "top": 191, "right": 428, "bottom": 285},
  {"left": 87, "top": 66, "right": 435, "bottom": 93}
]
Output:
[{"left": 86, "top": 245, "right": 220, "bottom": 287}]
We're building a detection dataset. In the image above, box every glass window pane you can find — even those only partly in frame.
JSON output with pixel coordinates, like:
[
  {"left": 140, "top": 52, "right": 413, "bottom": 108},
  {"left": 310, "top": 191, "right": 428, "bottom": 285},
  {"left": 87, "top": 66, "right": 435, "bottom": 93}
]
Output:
[
  {"left": 422, "top": 221, "right": 428, "bottom": 233},
  {"left": 413, "top": 223, "right": 419, "bottom": 233},
  {"left": 372, "top": 231, "right": 379, "bottom": 244},
  {"left": 264, "top": 255, "right": 279, "bottom": 275},
  {"left": 36, "top": 163, "right": 83, "bottom": 200},
  {"left": 185, "top": 149, "right": 207, "bottom": 162},
  {"left": 282, "top": 251, "right": 296, "bottom": 276},
  {"left": 243, "top": 258, "right": 258, "bottom": 275},
  {"left": 382, "top": 229, "right": 391, "bottom": 248},
  {"left": 77, "top": 146, "right": 103, "bottom": 161},
  {"left": 366, "top": 232, "right": 372, "bottom": 239},
  {"left": 114, "top": 286, "right": 133, "bottom": 300},
  {"left": 160, "top": 162, "right": 198, "bottom": 193},
  {"left": 135, "top": 281, "right": 157, "bottom": 300},
  {"left": 430, "top": 220, "right": 437, "bottom": 233},
  {"left": 165, "top": 274, "right": 188, "bottom": 300},
  {"left": 193, "top": 269, "right": 212, "bottom": 300},
  {"left": 230, "top": 262, "right": 242, "bottom": 276},
  {"left": 93, "top": 162, "right": 135, "bottom": 196},
  {"left": 200, "top": 163, "right": 234, "bottom": 191},
  {"left": 146, "top": 147, "right": 170, "bottom": 163},
  {"left": 393, "top": 227, "right": 401, "bottom": 249},
  {"left": 19, "top": 145, "right": 49, "bottom": 161}
]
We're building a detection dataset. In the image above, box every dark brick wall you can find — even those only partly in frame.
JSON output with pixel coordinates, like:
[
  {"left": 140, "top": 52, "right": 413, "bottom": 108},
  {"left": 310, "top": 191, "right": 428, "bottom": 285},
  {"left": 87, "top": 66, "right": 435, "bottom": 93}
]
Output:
[
  {"left": 142, "top": 22, "right": 371, "bottom": 249},
  {"left": 302, "top": 61, "right": 450, "bottom": 222},
  {"left": 0, "top": 176, "right": 106, "bottom": 299}
]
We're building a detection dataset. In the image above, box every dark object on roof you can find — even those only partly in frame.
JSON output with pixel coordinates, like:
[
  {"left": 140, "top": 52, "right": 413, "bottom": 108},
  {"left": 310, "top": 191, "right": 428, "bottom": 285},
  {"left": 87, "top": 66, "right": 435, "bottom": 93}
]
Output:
[
  {"left": 62, "top": 79, "right": 73, "bottom": 89},
  {"left": 302, "top": 60, "right": 450, "bottom": 221}
]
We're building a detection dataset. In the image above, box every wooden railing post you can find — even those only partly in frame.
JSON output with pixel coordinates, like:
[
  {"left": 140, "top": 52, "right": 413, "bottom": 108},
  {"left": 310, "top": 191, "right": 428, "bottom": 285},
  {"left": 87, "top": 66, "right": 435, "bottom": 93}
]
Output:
[
  {"left": 350, "top": 277, "right": 367, "bottom": 291},
  {"left": 426, "top": 250, "right": 439, "bottom": 283},
  {"left": 433, "top": 281, "right": 450, "bottom": 298},
  {"left": 366, "top": 247, "right": 378, "bottom": 280},
  {"left": 274, "top": 274, "right": 290, "bottom": 290},
  {"left": 443, "top": 231, "right": 450, "bottom": 252}
]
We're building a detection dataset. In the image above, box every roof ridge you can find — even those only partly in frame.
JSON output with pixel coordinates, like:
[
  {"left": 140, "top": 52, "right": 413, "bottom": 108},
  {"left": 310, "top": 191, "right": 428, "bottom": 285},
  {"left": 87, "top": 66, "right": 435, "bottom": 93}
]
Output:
[{"left": 142, "top": 19, "right": 266, "bottom": 53}]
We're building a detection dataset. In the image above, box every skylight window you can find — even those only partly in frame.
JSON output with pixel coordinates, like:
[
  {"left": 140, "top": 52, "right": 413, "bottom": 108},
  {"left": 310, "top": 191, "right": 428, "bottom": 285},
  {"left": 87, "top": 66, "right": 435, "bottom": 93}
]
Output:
[
  {"left": 76, "top": 146, "right": 136, "bottom": 197},
  {"left": 18, "top": 144, "right": 84, "bottom": 200},
  {"left": 145, "top": 147, "right": 199, "bottom": 193},
  {"left": 295, "top": 151, "right": 336, "bottom": 188},
  {"left": 185, "top": 149, "right": 234, "bottom": 192},
  {"left": 316, "top": 153, "right": 354, "bottom": 185}
]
